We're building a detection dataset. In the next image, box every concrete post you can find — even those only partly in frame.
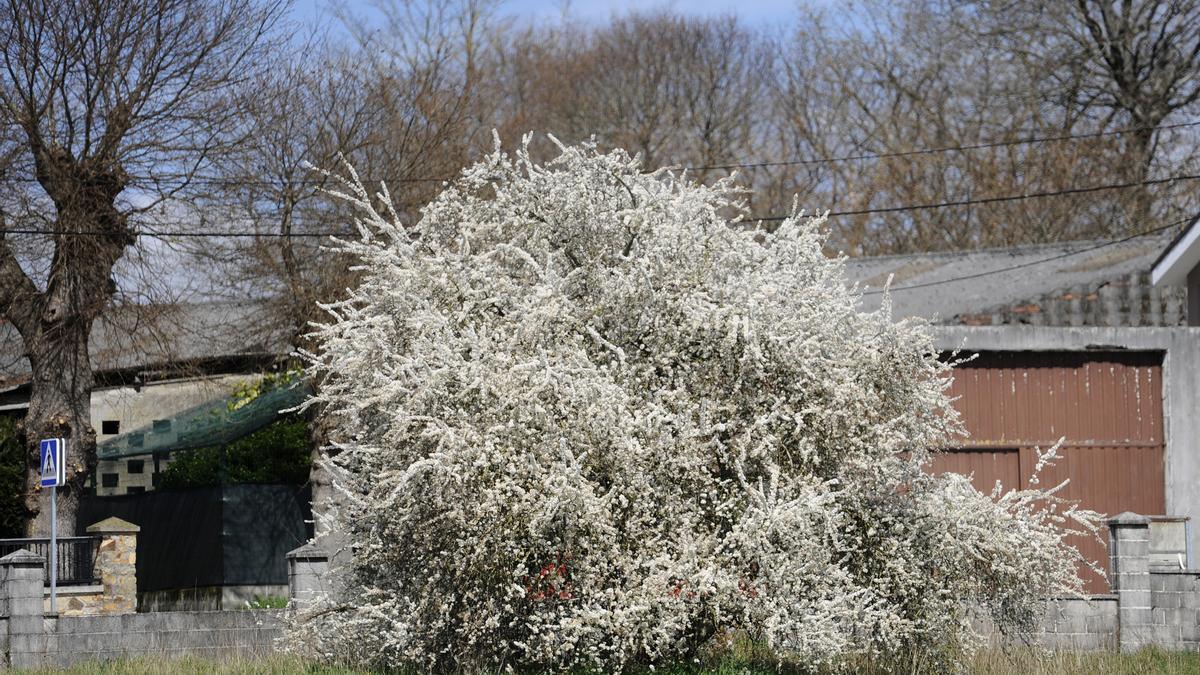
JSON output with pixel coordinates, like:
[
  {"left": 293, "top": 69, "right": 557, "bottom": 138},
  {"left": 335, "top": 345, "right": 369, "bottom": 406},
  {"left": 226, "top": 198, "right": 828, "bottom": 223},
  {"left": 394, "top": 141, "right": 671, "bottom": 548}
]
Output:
[
  {"left": 1109, "top": 512, "right": 1152, "bottom": 652},
  {"left": 86, "top": 517, "right": 140, "bottom": 615},
  {"left": 287, "top": 543, "right": 330, "bottom": 611},
  {"left": 1, "top": 548, "right": 50, "bottom": 668}
]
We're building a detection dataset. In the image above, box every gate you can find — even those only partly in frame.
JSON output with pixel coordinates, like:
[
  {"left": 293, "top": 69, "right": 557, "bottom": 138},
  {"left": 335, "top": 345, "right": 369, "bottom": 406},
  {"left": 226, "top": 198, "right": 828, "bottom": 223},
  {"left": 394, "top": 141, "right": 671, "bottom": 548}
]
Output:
[{"left": 935, "top": 350, "right": 1165, "bottom": 593}]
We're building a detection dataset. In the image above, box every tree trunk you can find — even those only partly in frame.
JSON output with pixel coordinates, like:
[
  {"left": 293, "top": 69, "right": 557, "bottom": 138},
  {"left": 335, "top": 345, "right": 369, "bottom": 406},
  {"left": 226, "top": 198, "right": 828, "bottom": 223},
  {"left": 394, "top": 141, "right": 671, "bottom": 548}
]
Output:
[{"left": 21, "top": 318, "right": 97, "bottom": 537}]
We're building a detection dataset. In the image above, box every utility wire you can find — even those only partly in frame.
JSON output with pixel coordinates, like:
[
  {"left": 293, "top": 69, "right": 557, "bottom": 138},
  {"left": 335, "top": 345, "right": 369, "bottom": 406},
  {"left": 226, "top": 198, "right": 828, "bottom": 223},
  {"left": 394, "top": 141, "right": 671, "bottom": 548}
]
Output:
[
  {"left": 2, "top": 209, "right": 1191, "bottom": 300},
  {"left": 2, "top": 171, "right": 1198, "bottom": 238},
  {"left": 746, "top": 171, "right": 1200, "bottom": 222},
  {"left": 860, "top": 216, "right": 1193, "bottom": 296},
  {"left": 3, "top": 121, "right": 1196, "bottom": 188},
  {"left": 693, "top": 119, "right": 1200, "bottom": 172}
]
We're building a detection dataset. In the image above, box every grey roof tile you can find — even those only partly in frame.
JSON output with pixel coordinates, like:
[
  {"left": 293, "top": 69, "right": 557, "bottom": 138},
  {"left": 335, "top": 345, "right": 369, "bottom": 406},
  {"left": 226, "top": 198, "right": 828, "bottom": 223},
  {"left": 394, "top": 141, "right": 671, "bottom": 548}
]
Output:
[{"left": 845, "top": 232, "right": 1179, "bottom": 324}]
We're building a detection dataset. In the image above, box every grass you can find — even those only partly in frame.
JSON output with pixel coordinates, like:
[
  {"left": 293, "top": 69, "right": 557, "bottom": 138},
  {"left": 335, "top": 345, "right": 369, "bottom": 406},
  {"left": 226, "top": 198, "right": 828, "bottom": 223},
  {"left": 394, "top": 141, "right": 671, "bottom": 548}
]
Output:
[
  {"left": 15, "top": 648, "right": 1200, "bottom": 674},
  {"left": 240, "top": 595, "right": 291, "bottom": 610},
  {"left": 963, "top": 648, "right": 1200, "bottom": 675},
  {"left": 16, "top": 655, "right": 367, "bottom": 675}
]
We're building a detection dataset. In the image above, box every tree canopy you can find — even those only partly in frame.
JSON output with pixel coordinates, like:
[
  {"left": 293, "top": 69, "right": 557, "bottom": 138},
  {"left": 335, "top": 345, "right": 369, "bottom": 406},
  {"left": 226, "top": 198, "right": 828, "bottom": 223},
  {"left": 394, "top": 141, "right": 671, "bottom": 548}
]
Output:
[{"left": 289, "top": 137, "right": 1101, "bottom": 672}]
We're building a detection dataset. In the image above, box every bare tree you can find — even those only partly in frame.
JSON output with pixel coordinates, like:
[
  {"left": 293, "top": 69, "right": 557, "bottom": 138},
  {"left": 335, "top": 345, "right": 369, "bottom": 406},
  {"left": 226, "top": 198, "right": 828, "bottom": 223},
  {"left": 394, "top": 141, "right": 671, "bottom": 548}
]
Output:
[
  {"left": 181, "top": 0, "right": 501, "bottom": 546},
  {"left": 189, "top": 42, "right": 371, "bottom": 345},
  {"left": 0, "top": 0, "right": 285, "bottom": 536},
  {"left": 764, "top": 0, "right": 1195, "bottom": 255},
  {"left": 960, "top": 0, "right": 1200, "bottom": 224},
  {"left": 491, "top": 12, "right": 770, "bottom": 183}
]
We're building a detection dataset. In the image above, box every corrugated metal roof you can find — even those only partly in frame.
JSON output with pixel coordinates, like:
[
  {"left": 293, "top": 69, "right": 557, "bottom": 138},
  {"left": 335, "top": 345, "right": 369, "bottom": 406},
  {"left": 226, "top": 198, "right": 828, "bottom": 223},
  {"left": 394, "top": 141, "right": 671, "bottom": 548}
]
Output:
[
  {"left": 0, "top": 232, "right": 1181, "bottom": 381},
  {"left": 846, "top": 231, "right": 1183, "bottom": 325},
  {"left": 0, "top": 300, "right": 290, "bottom": 380}
]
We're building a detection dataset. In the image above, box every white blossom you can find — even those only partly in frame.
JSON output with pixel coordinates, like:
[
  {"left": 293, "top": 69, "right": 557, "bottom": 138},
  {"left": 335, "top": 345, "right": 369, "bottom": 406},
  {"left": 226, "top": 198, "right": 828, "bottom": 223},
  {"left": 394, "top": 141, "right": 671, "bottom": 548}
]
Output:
[{"left": 287, "top": 134, "right": 1101, "bottom": 671}]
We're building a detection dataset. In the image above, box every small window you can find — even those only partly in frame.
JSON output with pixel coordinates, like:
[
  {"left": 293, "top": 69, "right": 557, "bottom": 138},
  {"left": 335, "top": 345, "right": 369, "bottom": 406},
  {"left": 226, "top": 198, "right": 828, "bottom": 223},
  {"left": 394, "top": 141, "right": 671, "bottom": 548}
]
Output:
[
  {"left": 127, "top": 460, "right": 144, "bottom": 474},
  {"left": 152, "top": 419, "right": 171, "bottom": 433},
  {"left": 126, "top": 486, "right": 146, "bottom": 495},
  {"left": 101, "top": 420, "right": 120, "bottom": 435},
  {"left": 101, "top": 473, "right": 119, "bottom": 488}
]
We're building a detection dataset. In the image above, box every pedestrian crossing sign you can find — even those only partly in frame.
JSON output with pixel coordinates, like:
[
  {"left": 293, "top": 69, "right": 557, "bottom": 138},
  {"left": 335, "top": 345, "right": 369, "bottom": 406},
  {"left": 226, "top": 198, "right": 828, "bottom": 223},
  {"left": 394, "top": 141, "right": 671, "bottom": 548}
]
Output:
[{"left": 39, "top": 438, "right": 65, "bottom": 488}]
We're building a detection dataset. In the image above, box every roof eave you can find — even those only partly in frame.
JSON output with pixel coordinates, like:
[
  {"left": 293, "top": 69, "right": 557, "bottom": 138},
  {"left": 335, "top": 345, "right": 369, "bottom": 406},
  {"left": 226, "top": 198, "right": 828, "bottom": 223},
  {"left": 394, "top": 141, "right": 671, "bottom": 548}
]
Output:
[{"left": 1152, "top": 213, "right": 1200, "bottom": 286}]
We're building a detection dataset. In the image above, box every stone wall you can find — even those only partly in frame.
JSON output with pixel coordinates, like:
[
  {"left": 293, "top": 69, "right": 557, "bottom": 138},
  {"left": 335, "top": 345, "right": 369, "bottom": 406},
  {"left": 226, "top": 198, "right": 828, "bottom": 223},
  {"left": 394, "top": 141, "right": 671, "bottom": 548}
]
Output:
[{"left": 46, "top": 518, "right": 139, "bottom": 617}]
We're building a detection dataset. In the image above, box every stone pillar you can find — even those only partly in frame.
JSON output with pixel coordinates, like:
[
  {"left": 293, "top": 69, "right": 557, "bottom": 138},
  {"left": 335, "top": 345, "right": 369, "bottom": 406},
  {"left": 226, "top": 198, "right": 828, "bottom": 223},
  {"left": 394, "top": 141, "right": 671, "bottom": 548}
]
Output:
[
  {"left": 287, "top": 543, "right": 330, "bottom": 611},
  {"left": 86, "top": 517, "right": 140, "bottom": 614},
  {"left": 1, "top": 548, "right": 50, "bottom": 668},
  {"left": 1109, "top": 512, "right": 1152, "bottom": 652}
]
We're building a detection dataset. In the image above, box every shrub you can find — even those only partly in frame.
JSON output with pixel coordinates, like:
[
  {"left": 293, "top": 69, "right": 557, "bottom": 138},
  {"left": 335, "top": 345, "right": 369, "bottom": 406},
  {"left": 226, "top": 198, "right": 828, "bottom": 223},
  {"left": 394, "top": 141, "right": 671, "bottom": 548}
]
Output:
[
  {"left": 291, "top": 136, "right": 1100, "bottom": 672},
  {"left": 0, "top": 415, "right": 25, "bottom": 536},
  {"left": 157, "top": 414, "right": 310, "bottom": 489}
]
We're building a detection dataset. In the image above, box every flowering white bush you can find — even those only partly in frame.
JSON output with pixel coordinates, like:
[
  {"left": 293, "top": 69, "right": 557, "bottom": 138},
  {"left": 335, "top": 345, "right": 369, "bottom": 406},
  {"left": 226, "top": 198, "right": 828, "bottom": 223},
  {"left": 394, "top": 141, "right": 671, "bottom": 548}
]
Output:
[{"left": 291, "top": 135, "right": 1101, "bottom": 671}]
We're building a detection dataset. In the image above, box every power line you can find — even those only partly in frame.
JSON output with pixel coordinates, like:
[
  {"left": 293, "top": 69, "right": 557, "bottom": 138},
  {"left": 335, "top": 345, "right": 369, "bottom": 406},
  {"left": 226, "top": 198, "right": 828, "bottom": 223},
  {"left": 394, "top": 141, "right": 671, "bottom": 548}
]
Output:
[
  {"left": 860, "top": 217, "right": 1192, "bottom": 296},
  {"left": 745, "top": 171, "right": 1200, "bottom": 222},
  {"left": 3, "top": 170, "right": 1198, "bottom": 239},
  {"left": 2, "top": 121, "right": 1196, "bottom": 189},
  {"left": 693, "top": 119, "right": 1200, "bottom": 172}
]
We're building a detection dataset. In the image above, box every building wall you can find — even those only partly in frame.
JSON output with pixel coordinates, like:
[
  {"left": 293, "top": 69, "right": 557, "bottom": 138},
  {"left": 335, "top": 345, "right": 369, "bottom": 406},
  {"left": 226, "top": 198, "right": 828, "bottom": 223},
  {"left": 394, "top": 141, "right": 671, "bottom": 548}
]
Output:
[
  {"left": 933, "top": 327, "right": 1200, "bottom": 573},
  {"left": 972, "top": 597, "right": 1119, "bottom": 650},
  {"left": 90, "top": 374, "right": 259, "bottom": 496},
  {"left": 935, "top": 350, "right": 1166, "bottom": 592},
  {"left": 5, "top": 610, "right": 283, "bottom": 668}
]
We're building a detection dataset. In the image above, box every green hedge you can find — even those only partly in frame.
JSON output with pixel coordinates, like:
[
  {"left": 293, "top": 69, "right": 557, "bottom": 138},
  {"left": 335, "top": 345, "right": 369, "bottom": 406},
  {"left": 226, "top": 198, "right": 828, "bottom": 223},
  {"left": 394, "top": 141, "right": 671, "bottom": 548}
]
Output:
[
  {"left": 0, "top": 415, "right": 25, "bottom": 536},
  {"left": 157, "top": 414, "right": 311, "bottom": 489}
]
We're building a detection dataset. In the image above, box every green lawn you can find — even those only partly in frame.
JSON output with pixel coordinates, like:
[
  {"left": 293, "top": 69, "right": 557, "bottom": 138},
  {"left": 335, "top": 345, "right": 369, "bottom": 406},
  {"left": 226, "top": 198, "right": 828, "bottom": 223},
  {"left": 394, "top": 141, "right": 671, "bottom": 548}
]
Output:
[{"left": 15, "top": 649, "right": 1200, "bottom": 674}]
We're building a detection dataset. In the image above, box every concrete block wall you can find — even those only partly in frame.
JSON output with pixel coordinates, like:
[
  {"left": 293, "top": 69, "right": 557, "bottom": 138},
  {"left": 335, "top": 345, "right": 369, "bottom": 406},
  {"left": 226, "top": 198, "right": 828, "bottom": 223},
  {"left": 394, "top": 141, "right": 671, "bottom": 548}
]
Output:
[
  {"left": 1150, "top": 570, "right": 1200, "bottom": 649},
  {"left": 43, "top": 610, "right": 283, "bottom": 668},
  {"left": 969, "top": 513, "right": 1200, "bottom": 651},
  {"left": 1, "top": 546, "right": 283, "bottom": 669},
  {"left": 1038, "top": 597, "right": 1119, "bottom": 650},
  {"left": 286, "top": 543, "right": 331, "bottom": 613}
]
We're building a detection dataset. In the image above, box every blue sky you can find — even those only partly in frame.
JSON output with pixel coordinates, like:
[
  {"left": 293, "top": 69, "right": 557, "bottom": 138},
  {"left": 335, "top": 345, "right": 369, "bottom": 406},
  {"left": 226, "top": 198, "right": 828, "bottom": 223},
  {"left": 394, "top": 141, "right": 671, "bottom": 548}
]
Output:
[{"left": 293, "top": 0, "right": 805, "bottom": 31}]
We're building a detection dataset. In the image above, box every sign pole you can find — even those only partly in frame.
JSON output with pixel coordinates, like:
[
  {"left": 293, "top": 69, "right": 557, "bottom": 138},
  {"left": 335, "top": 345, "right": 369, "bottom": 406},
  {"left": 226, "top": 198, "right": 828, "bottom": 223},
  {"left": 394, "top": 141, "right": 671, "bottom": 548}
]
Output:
[
  {"left": 50, "top": 481, "right": 57, "bottom": 614},
  {"left": 40, "top": 437, "right": 64, "bottom": 615}
]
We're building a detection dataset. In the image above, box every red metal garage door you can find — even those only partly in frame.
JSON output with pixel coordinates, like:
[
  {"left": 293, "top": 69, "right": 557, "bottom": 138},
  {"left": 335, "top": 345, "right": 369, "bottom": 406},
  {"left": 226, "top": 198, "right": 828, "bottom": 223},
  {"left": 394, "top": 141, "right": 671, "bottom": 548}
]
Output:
[{"left": 934, "top": 351, "right": 1165, "bottom": 593}]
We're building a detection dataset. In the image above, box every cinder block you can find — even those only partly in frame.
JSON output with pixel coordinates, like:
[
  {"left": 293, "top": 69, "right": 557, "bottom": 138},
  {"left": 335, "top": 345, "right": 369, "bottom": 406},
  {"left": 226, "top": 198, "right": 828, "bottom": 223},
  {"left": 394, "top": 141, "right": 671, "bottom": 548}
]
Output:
[
  {"left": 1152, "top": 624, "right": 1181, "bottom": 647},
  {"left": 1165, "top": 608, "right": 1191, "bottom": 626},
  {"left": 120, "top": 613, "right": 155, "bottom": 631},
  {"left": 155, "top": 612, "right": 198, "bottom": 631},
  {"left": 1122, "top": 607, "right": 1153, "bottom": 626},
  {"left": 115, "top": 630, "right": 155, "bottom": 651},
  {"left": 8, "top": 615, "right": 43, "bottom": 636},
  {"left": 64, "top": 615, "right": 122, "bottom": 633},
  {"left": 80, "top": 631, "right": 118, "bottom": 651},
  {"left": 1179, "top": 619, "right": 1200, "bottom": 642},
  {"left": 1118, "top": 554, "right": 1147, "bottom": 569},
  {"left": 1154, "top": 591, "right": 1182, "bottom": 608},
  {"left": 1086, "top": 614, "right": 1117, "bottom": 633},
  {"left": 1161, "top": 574, "right": 1185, "bottom": 590},
  {"left": 1122, "top": 589, "right": 1153, "bottom": 607}
]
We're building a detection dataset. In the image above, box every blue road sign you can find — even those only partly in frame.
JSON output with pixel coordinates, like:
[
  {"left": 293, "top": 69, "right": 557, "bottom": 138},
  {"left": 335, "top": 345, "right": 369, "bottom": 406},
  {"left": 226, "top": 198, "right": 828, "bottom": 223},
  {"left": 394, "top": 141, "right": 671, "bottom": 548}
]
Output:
[{"left": 39, "top": 438, "right": 65, "bottom": 488}]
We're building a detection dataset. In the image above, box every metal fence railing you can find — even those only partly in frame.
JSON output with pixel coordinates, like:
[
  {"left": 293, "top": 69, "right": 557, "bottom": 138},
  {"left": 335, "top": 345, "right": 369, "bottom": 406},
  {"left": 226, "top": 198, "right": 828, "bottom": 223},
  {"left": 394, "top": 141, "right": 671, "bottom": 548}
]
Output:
[{"left": 0, "top": 536, "right": 100, "bottom": 586}]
